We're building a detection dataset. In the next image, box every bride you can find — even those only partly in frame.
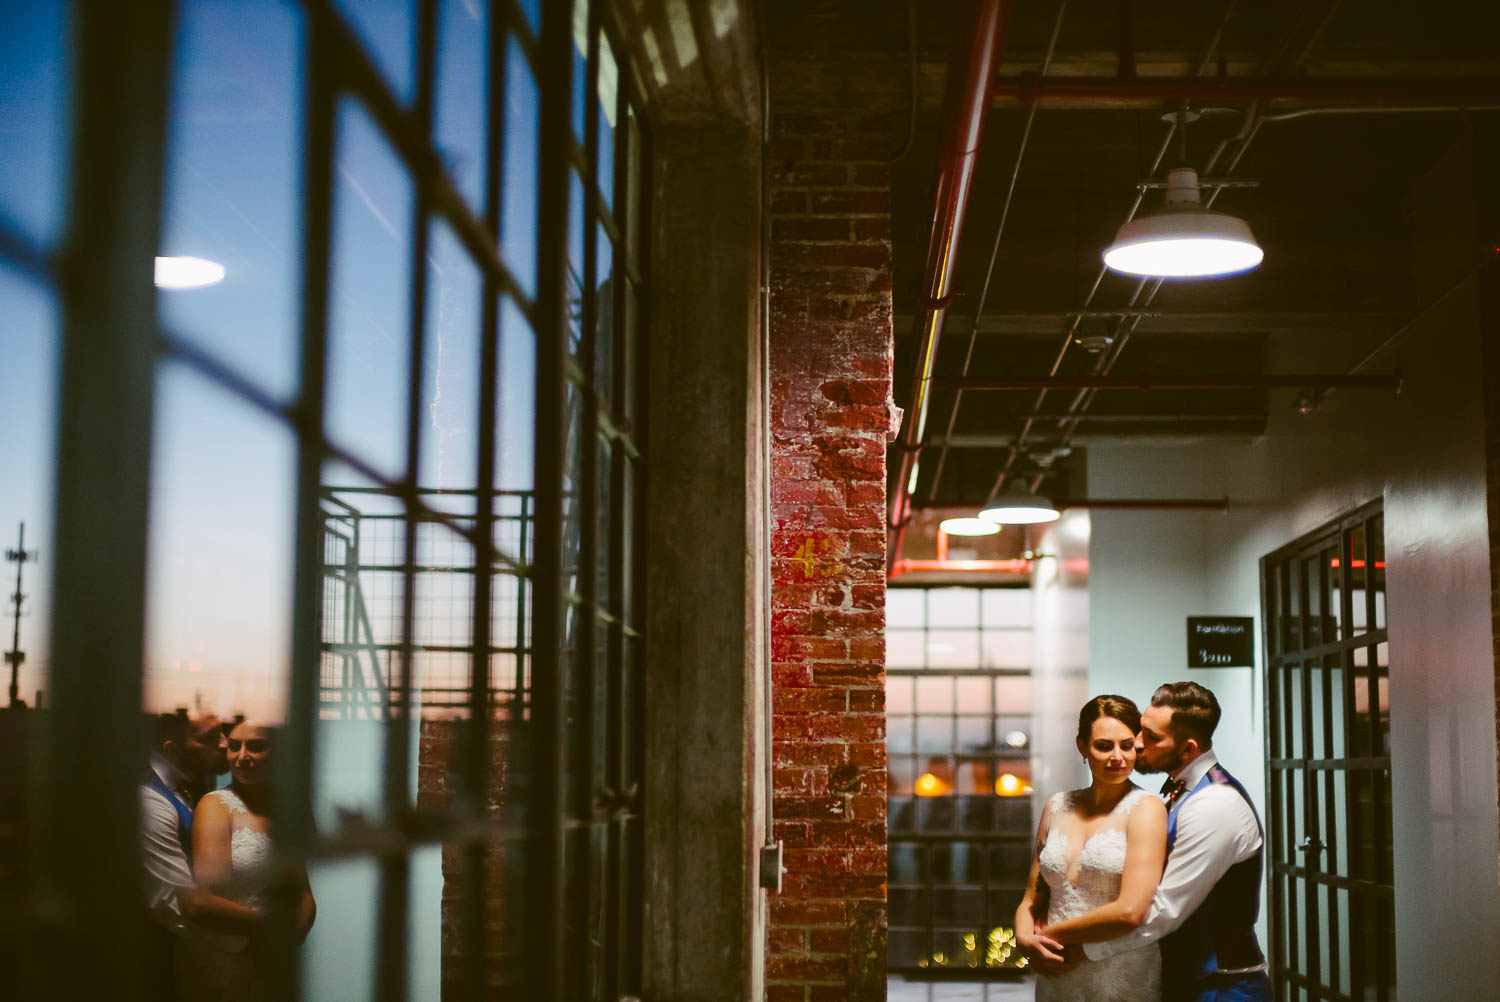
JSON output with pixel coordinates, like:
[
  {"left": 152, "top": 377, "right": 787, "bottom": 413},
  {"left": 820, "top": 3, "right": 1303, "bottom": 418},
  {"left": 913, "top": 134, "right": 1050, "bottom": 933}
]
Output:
[{"left": 1016, "top": 695, "right": 1166, "bottom": 1001}]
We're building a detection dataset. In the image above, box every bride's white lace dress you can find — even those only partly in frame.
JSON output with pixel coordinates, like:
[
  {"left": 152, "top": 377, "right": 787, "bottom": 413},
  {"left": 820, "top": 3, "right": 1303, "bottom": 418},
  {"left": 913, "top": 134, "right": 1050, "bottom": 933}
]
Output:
[
  {"left": 1034, "top": 787, "right": 1163, "bottom": 1002},
  {"left": 178, "top": 787, "right": 275, "bottom": 1002}
]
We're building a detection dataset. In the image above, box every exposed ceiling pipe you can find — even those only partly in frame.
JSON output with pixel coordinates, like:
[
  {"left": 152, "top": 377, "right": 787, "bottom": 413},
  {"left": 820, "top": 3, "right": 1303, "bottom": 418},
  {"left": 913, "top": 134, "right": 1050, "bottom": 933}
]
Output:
[
  {"left": 914, "top": 497, "right": 1231, "bottom": 512},
  {"left": 992, "top": 75, "right": 1500, "bottom": 107},
  {"left": 923, "top": 0, "right": 1071, "bottom": 517},
  {"left": 940, "top": 373, "right": 1401, "bottom": 391},
  {"left": 886, "top": 0, "right": 1011, "bottom": 573}
]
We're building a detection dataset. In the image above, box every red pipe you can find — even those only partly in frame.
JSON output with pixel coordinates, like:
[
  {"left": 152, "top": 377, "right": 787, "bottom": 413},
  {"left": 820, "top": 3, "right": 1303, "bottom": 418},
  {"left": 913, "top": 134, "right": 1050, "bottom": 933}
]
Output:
[
  {"left": 890, "top": 558, "right": 1032, "bottom": 579},
  {"left": 888, "top": 0, "right": 1010, "bottom": 573},
  {"left": 994, "top": 74, "right": 1500, "bottom": 107},
  {"left": 914, "top": 497, "right": 1231, "bottom": 512},
  {"left": 938, "top": 373, "right": 1402, "bottom": 391}
]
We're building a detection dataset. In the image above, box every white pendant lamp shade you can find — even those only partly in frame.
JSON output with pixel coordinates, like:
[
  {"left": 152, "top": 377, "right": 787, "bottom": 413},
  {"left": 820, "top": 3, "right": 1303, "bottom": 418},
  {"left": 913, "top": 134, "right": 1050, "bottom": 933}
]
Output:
[
  {"left": 979, "top": 492, "right": 1060, "bottom": 525},
  {"left": 1103, "top": 168, "right": 1263, "bottom": 278},
  {"left": 938, "top": 517, "right": 1001, "bottom": 537}
]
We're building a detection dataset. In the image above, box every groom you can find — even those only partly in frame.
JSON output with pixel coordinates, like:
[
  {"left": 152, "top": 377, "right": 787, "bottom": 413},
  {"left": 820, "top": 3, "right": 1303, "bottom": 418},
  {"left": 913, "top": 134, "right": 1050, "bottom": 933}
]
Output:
[{"left": 1075, "top": 681, "right": 1273, "bottom": 1002}]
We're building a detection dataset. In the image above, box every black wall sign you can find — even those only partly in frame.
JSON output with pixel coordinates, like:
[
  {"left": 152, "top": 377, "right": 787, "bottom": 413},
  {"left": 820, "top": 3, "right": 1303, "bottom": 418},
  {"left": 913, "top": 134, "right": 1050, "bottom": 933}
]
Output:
[{"left": 1187, "top": 616, "right": 1254, "bottom": 668}]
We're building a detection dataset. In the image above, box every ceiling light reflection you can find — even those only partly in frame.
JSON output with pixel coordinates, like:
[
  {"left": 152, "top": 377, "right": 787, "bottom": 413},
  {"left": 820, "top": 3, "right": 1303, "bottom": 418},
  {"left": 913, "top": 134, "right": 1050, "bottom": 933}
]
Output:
[{"left": 154, "top": 256, "right": 226, "bottom": 290}]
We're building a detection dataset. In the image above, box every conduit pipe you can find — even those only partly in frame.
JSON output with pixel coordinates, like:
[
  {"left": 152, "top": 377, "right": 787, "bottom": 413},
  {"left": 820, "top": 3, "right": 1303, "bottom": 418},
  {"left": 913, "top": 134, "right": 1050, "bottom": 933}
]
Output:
[
  {"left": 939, "top": 373, "right": 1401, "bottom": 391},
  {"left": 887, "top": 0, "right": 1011, "bottom": 573},
  {"left": 992, "top": 75, "right": 1500, "bottom": 107},
  {"left": 915, "top": 497, "right": 1231, "bottom": 512}
]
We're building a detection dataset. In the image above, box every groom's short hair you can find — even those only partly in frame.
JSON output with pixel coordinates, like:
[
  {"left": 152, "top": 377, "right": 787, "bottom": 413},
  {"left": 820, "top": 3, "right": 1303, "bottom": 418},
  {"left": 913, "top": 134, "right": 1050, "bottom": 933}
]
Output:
[{"left": 1150, "top": 681, "right": 1220, "bottom": 748}]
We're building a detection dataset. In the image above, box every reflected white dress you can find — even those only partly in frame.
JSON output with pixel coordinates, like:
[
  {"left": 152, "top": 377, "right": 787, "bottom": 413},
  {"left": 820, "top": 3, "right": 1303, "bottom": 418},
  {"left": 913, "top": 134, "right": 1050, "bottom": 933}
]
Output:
[
  {"left": 177, "top": 788, "right": 275, "bottom": 1002},
  {"left": 1034, "top": 787, "right": 1163, "bottom": 1002}
]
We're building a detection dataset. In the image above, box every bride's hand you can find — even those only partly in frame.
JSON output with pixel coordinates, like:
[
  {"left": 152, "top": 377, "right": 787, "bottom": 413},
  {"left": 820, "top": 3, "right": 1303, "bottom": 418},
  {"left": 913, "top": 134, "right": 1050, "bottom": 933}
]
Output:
[{"left": 1017, "top": 924, "right": 1066, "bottom": 966}]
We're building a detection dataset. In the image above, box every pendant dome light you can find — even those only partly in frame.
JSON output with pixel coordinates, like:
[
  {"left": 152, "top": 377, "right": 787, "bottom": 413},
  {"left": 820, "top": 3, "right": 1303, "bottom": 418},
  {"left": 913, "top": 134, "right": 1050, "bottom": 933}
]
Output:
[
  {"left": 1103, "top": 166, "right": 1262, "bottom": 278},
  {"left": 938, "top": 516, "right": 1001, "bottom": 537},
  {"left": 978, "top": 491, "right": 1060, "bottom": 525}
]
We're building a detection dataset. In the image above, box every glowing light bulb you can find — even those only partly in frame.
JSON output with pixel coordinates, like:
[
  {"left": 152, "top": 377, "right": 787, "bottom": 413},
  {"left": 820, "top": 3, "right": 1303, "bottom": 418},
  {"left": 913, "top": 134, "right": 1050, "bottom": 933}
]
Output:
[
  {"left": 915, "top": 772, "right": 949, "bottom": 797},
  {"left": 996, "top": 773, "right": 1023, "bottom": 796}
]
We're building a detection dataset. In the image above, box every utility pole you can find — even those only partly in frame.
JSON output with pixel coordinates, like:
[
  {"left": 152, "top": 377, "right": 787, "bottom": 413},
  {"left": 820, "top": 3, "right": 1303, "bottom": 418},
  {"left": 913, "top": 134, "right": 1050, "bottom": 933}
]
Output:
[{"left": 5, "top": 522, "right": 36, "bottom": 709}]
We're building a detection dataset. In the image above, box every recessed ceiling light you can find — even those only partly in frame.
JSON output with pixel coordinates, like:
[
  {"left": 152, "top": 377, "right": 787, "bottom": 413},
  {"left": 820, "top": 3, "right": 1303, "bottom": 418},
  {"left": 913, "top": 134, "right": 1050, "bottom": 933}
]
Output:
[
  {"left": 1103, "top": 167, "right": 1262, "bottom": 278},
  {"left": 155, "top": 255, "right": 226, "bottom": 290}
]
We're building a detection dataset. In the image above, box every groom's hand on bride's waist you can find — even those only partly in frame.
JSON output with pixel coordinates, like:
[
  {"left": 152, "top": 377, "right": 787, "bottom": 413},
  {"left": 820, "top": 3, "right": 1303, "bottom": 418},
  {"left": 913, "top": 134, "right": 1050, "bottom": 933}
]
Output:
[{"left": 1036, "top": 943, "right": 1082, "bottom": 975}]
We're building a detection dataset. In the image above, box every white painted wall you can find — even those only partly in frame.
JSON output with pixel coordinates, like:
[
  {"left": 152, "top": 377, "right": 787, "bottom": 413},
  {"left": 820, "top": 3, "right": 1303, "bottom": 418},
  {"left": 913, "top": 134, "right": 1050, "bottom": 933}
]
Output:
[
  {"left": 1030, "top": 511, "right": 1092, "bottom": 802},
  {"left": 1085, "top": 135, "right": 1499, "bottom": 998}
]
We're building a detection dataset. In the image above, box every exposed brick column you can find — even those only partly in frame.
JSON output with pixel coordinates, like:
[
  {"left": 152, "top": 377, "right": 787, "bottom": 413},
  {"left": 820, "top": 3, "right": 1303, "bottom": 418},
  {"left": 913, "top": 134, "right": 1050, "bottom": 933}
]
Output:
[{"left": 767, "top": 109, "right": 895, "bottom": 1002}]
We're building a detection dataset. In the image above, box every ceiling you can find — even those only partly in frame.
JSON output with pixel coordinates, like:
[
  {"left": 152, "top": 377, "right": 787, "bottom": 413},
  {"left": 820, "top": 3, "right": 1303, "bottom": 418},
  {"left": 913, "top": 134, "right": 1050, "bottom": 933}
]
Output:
[{"left": 762, "top": 0, "right": 1500, "bottom": 568}]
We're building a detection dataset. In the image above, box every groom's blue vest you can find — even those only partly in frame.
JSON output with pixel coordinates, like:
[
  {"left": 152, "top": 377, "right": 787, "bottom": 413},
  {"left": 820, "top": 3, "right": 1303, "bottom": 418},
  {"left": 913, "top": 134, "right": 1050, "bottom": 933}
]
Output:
[{"left": 1161, "top": 764, "right": 1266, "bottom": 999}]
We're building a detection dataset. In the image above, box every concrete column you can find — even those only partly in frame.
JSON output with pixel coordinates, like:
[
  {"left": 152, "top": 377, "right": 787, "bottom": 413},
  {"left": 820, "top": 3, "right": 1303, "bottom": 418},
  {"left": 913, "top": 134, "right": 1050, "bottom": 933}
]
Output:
[{"left": 643, "top": 121, "right": 768, "bottom": 1002}]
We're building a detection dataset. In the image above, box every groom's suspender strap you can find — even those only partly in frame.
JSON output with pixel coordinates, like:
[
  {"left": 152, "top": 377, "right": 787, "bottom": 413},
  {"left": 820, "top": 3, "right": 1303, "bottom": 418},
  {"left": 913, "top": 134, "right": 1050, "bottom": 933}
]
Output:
[{"left": 145, "top": 771, "right": 194, "bottom": 863}]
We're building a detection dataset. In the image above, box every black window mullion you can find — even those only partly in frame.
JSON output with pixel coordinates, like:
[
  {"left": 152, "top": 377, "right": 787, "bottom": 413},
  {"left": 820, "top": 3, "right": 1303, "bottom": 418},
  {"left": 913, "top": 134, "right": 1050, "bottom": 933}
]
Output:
[
  {"left": 274, "top": 6, "right": 341, "bottom": 999},
  {"left": 39, "top": 3, "right": 175, "bottom": 998},
  {"left": 375, "top": 2, "right": 439, "bottom": 1000},
  {"left": 526, "top": 0, "right": 579, "bottom": 996}
]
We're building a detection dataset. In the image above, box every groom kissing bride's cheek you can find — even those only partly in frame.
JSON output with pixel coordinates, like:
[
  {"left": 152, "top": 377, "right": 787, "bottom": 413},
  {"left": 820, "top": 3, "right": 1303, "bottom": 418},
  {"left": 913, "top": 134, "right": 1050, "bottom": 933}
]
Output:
[{"left": 1016, "top": 682, "right": 1273, "bottom": 1002}]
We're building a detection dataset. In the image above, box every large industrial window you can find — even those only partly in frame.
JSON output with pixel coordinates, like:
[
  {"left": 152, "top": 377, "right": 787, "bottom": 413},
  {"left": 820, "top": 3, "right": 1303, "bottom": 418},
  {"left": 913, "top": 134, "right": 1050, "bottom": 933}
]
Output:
[
  {"left": 1262, "top": 501, "right": 1394, "bottom": 1002},
  {"left": 885, "top": 587, "right": 1035, "bottom": 985},
  {"left": 0, "top": 1, "right": 649, "bottom": 999}
]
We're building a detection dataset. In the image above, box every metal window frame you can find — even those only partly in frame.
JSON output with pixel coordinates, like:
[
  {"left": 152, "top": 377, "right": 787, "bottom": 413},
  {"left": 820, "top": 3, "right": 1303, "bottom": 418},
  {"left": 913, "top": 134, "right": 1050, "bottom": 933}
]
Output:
[
  {"left": 885, "top": 586, "right": 1036, "bottom": 980},
  {"left": 1261, "top": 499, "right": 1394, "bottom": 1002},
  {"left": 6, "top": 1, "right": 653, "bottom": 999}
]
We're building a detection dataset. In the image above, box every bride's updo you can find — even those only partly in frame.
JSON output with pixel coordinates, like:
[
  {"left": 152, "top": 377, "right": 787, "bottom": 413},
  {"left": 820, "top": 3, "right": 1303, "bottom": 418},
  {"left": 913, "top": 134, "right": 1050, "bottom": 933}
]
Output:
[{"left": 1076, "top": 694, "right": 1142, "bottom": 742}]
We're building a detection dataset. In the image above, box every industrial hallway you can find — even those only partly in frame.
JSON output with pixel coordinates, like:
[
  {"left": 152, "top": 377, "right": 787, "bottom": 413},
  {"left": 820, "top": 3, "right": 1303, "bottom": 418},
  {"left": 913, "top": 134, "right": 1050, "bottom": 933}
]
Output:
[{"left": 2, "top": 1, "right": 1500, "bottom": 1001}]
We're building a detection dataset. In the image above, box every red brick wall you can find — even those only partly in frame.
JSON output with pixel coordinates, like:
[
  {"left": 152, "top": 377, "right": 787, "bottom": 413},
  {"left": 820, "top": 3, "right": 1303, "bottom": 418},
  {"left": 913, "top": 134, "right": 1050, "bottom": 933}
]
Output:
[
  {"left": 417, "top": 718, "right": 511, "bottom": 999},
  {"left": 767, "top": 109, "right": 895, "bottom": 1002}
]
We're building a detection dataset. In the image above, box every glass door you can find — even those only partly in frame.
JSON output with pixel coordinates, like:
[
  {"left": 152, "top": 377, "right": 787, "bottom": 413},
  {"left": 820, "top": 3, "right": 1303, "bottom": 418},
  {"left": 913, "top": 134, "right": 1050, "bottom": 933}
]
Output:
[{"left": 1262, "top": 501, "right": 1394, "bottom": 1002}]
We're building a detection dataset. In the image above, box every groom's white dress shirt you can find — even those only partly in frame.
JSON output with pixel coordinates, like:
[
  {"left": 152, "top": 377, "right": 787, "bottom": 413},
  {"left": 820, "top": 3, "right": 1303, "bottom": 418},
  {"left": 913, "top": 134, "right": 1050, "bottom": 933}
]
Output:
[
  {"left": 1082, "top": 751, "right": 1264, "bottom": 966},
  {"left": 140, "top": 751, "right": 197, "bottom": 927}
]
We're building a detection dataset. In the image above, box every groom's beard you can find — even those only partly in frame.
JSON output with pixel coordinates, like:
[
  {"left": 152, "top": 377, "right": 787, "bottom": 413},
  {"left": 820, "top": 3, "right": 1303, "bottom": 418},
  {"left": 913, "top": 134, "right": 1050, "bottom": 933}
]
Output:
[{"left": 1135, "top": 748, "right": 1185, "bottom": 776}]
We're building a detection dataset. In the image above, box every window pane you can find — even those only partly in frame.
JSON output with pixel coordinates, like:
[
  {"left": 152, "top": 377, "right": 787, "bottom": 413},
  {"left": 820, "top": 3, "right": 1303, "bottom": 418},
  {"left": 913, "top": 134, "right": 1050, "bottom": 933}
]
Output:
[
  {"left": 435, "top": 0, "right": 488, "bottom": 212},
  {"left": 160, "top": 0, "right": 303, "bottom": 401},
  {"left": 885, "top": 629, "right": 924, "bottom": 668},
  {"left": 143, "top": 363, "right": 295, "bottom": 720},
  {"left": 926, "top": 588, "right": 979, "bottom": 628},
  {"left": 0, "top": 271, "right": 57, "bottom": 708},
  {"left": 925, "top": 631, "right": 979, "bottom": 668},
  {"left": 595, "top": 30, "right": 617, "bottom": 212},
  {"left": 328, "top": 102, "right": 414, "bottom": 480},
  {"left": 303, "top": 856, "right": 380, "bottom": 1001},
  {"left": 500, "top": 36, "right": 540, "bottom": 299},
  {"left": 0, "top": 4, "right": 66, "bottom": 246},
  {"left": 420, "top": 221, "right": 482, "bottom": 489},
  {"left": 334, "top": 0, "right": 414, "bottom": 101},
  {"left": 496, "top": 295, "right": 537, "bottom": 496},
  {"left": 980, "top": 630, "right": 1032, "bottom": 668},
  {"left": 980, "top": 588, "right": 1031, "bottom": 627},
  {"left": 885, "top": 589, "right": 924, "bottom": 628}
]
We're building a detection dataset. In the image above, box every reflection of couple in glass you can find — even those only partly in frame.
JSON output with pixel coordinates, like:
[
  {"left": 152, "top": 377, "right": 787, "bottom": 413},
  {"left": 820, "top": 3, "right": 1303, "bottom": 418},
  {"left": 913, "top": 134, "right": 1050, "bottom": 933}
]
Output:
[
  {"left": 141, "top": 709, "right": 315, "bottom": 1002},
  {"left": 1016, "top": 683, "right": 1271, "bottom": 1002}
]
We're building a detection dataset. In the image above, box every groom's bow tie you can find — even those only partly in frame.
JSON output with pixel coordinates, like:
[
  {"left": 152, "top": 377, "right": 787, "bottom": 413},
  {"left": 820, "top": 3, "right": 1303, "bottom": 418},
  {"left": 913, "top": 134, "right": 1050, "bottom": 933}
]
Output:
[{"left": 1159, "top": 777, "right": 1187, "bottom": 805}]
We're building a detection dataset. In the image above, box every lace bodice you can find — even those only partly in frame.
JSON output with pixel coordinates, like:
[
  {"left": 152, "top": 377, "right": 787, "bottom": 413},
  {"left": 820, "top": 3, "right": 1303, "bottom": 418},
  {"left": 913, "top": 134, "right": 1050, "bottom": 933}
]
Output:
[
  {"left": 1033, "top": 786, "right": 1162, "bottom": 1002},
  {"left": 203, "top": 787, "right": 273, "bottom": 908},
  {"left": 1038, "top": 787, "right": 1150, "bottom": 925}
]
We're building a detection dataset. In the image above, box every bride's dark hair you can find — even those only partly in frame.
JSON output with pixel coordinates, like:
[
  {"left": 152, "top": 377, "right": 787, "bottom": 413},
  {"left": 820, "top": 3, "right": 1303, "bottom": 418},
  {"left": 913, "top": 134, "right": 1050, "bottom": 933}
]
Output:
[{"left": 1076, "top": 694, "right": 1142, "bottom": 743}]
